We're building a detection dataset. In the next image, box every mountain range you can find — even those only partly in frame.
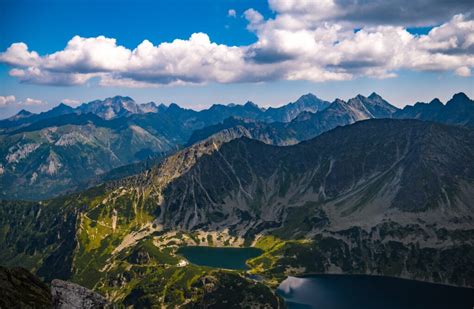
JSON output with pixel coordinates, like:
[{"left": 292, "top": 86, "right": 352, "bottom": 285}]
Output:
[
  {"left": 393, "top": 92, "right": 474, "bottom": 127},
  {"left": 1, "top": 118, "right": 472, "bottom": 307},
  {"left": 1, "top": 92, "right": 473, "bottom": 200},
  {"left": 0, "top": 93, "right": 329, "bottom": 131},
  {"left": 0, "top": 93, "right": 329, "bottom": 199},
  {"left": 187, "top": 92, "right": 473, "bottom": 146}
]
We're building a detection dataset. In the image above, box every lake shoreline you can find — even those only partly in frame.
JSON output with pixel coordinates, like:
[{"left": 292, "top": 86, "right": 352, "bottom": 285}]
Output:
[
  {"left": 290, "top": 272, "right": 474, "bottom": 290},
  {"left": 176, "top": 246, "right": 263, "bottom": 270},
  {"left": 175, "top": 244, "right": 474, "bottom": 290},
  {"left": 277, "top": 274, "right": 474, "bottom": 309}
]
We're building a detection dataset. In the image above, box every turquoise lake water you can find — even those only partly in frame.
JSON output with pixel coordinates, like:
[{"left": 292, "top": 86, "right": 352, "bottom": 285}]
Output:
[{"left": 177, "top": 246, "right": 263, "bottom": 270}]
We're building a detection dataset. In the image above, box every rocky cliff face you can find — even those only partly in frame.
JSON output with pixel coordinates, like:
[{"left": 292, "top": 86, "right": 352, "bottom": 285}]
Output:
[
  {"left": 153, "top": 119, "right": 473, "bottom": 233},
  {"left": 52, "top": 279, "right": 109, "bottom": 308}
]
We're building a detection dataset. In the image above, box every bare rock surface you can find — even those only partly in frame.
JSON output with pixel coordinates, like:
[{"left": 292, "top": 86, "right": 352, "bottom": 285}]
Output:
[{"left": 51, "top": 279, "right": 108, "bottom": 309}]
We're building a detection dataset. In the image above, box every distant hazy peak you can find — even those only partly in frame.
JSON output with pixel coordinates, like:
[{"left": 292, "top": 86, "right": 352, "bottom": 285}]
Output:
[
  {"left": 368, "top": 92, "right": 382, "bottom": 99},
  {"left": 109, "top": 95, "right": 135, "bottom": 102},
  {"left": 451, "top": 92, "right": 469, "bottom": 101},
  {"left": 332, "top": 98, "right": 347, "bottom": 105},
  {"left": 244, "top": 101, "right": 261, "bottom": 109},
  {"left": 17, "top": 109, "right": 34, "bottom": 116},
  {"left": 295, "top": 93, "right": 319, "bottom": 101},
  {"left": 8, "top": 109, "right": 35, "bottom": 120},
  {"left": 51, "top": 103, "right": 75, "bottom": 111},
  {"left": 167, "top": 102, "right": 183, "bottom": 110},
  {"left": 447, "top": 92, "right": 472, "bottom": 106},
  {"left": 429, "top": 98, "right": 443, "bottom": 106}
]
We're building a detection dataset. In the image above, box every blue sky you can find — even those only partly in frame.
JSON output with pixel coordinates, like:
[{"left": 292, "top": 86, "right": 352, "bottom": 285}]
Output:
[{"left": 0, "top": 0, "right": 473, "bottom": 118}]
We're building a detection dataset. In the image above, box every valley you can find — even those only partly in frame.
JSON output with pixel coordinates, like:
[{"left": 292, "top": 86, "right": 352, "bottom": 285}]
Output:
[{"left": 1, "top": 108, "right": 473, "bottom": 306}]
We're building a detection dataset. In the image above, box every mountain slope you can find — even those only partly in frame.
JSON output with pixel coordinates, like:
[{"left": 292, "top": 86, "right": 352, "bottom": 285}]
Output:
[
  {"left": 0, "top": 119, "right": 175, "bottom": 200},
  {"left": 1, "top": 119, "right": 472, "bottom": 304},
  {"left": 158, "top": 119, "right": 473, "bottom": 234},
  {"left": 186, "top": 117, "right": 296, "bottom": 147}
]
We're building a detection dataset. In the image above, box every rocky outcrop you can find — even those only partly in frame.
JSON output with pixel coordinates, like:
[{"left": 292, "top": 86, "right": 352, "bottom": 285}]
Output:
[
  {"left": 0, "top": 267, "right": 110, "bottom": 308},
  {"left": 0, "top": 266, "right": 52, "bottom": 308},
  {"left": 51, "top": 279, "right": 108, "bottom": 309}
]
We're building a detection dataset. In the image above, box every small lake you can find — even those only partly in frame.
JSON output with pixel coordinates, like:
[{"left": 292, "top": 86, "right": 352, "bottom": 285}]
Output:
[
  {"left": 277, "top": 275, "right": 474, "bottom": 309},
  {"left": 177, "top": 246, "right": 263, "bottom": 270}
]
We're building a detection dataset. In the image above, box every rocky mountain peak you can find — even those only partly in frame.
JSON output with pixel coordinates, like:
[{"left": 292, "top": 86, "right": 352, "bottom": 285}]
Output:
[
  {"left": 293, "top": 93, "right": 329, "bottom": 109},
  {"left": 357, "top": 93, "right": 398, "bottom": 117},
  {"left": 12, "top": 109, "right": 34, "bottom": 119},
  {"left": 50, "top": 103, "right": 75, "bottom": 114},
  {"left": 56, "top": 102, "right": 72, "bottom": 108},
  {"left": 110, "top": 95, "right": 134, "bottom": 103},
  {"left": 77, "top": 96, "right": 140, "bottom": 119},
  {"left": 167, "top": 102, "right": 183, "bottom": 111},
  {"left": 368, "top": 92, "right": 382, "bottom": 99},
  {"left": 17, "top": 109, "right": 32, "bottom": 115},
  {"left": 244, "top": 101, "right": 261, "bottom": 110},
  {"left": 295, "top": 93, "right": 318, "bottom": 103},
  {"left": 139, "top": 101, "right": 159, "bottom": 113},
  {"left": 429, "top": 98, "right": 443, "bottom": 106},
  {"left": 447, "top": 92, "right": 472, "bottom": 107},
  {"left": 332, "top": 98, "right": 347, "bottom": 105},
  {"left": 346, "top": 96, "right": 367, "bottom": 107},
  {"left": 451, "top": 92, "right": 469, "bottom": 101}
]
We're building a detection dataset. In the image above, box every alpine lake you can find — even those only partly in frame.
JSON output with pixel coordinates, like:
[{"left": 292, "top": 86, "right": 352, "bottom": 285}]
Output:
[{"left": 177, "top": 246, "right": 474, "bottom": 309}]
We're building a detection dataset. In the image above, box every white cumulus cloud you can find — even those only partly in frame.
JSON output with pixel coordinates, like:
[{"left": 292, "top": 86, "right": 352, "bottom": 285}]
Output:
[
  {"left": 62, "top": 98, "right": 80, "bottom": 106},
  {"left": 0, "top": 95, "right": 45, "bottom": 107},
  {"left": 0, "top": 95, "right": 16, "bottom": 107},
  {"left": 23, "top": 98, "right": 44, "bottom": 105},
  {"left": 0, "top": 0, "right": 472, "bottom": 87},
  {"left": 455, "top": 66, "right": 471, "bottom": 77}
]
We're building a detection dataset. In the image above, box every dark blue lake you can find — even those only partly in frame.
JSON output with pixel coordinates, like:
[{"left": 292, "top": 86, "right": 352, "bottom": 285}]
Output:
[
  {"left": 277, "top": 275, "right": 474, "bottom": 309},
  {"left": 177, "top": 246, "right": 263, "bottom": 270}
]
